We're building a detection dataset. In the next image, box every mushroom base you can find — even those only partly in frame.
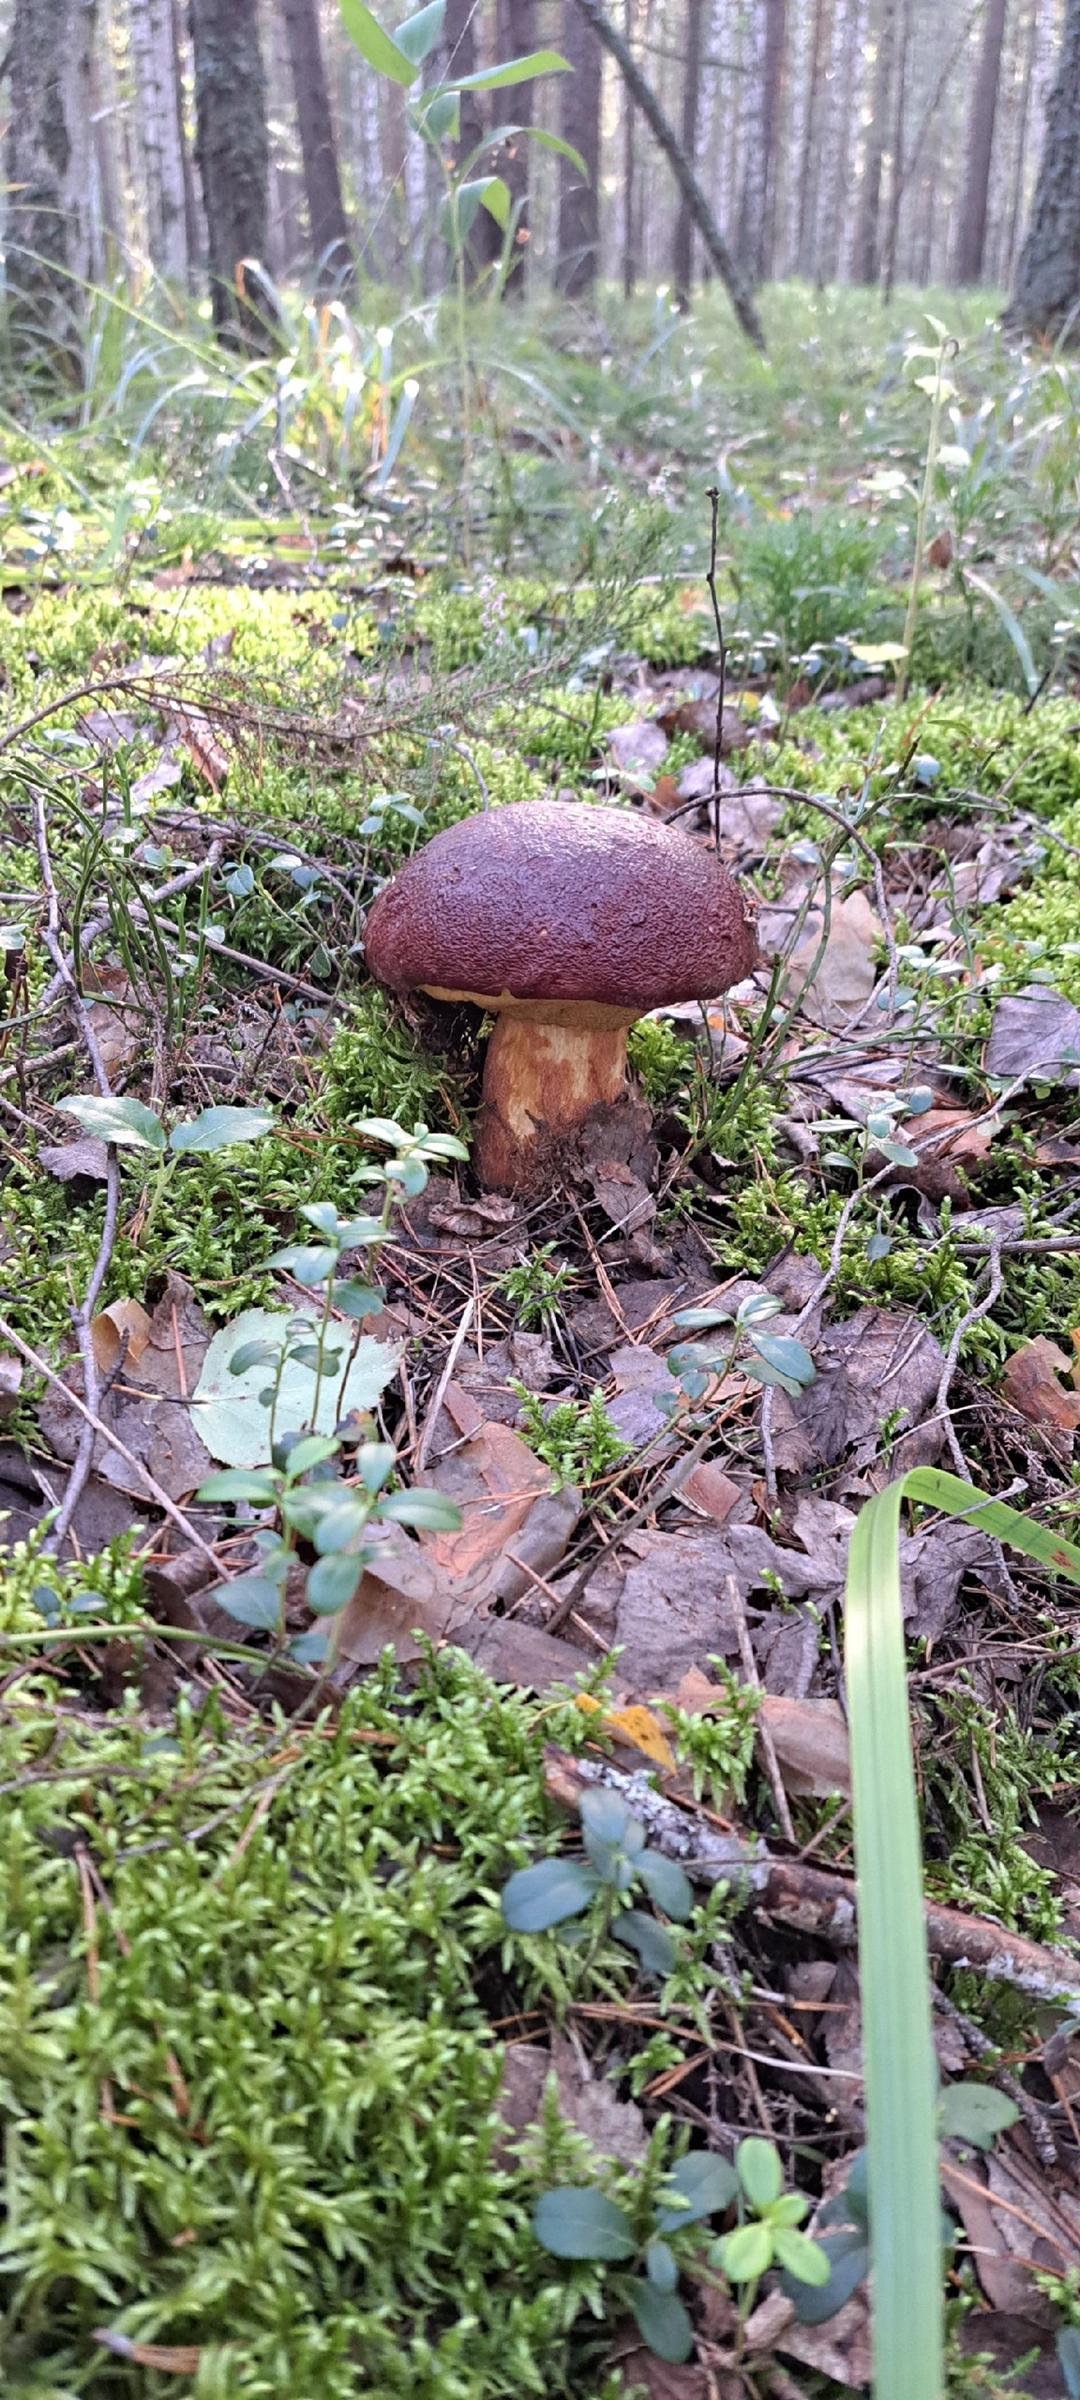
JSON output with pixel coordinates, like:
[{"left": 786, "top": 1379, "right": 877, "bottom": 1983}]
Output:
[{"left": 476, "top": 1012, "right": 632, "bottom": 1191}]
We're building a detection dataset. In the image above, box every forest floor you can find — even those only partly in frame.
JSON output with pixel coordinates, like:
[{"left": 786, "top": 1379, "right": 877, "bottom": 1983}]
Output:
[{"left": 3, "top": 284, "right": 1080, "bottom": 2398}]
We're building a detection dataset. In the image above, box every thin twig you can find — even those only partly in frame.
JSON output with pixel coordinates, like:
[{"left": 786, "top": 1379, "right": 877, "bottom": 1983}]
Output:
[{"left": 725, "top": 1573, "right": 795, "bottom": 1843}]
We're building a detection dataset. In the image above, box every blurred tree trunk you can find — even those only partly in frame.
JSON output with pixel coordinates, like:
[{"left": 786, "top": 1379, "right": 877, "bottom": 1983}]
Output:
[
  {"left": 1003, "top": 0, "right": 1039, "bottom": 280},
  {"left": 955, "top": 0, "right": 1009, "bottom": 280},
  {"left": 190, "top": 0, "right": 273, "bottom": 344},
  {"left": 5, "top": 0, "right": 98, "bottom": 372},
  {"left": 796, "top": 0, "right": 830, "bottom": 277},
  {"left": 442, "top": 0, "right": 501, "bottom": 278},
  {"left": 89, "top": 0, "right": 127, "bottom": 276},
  {"left": 129, "top": 0, "right": 189, "bottom": 278},
  {"left": 172, "top": 0, "right": 203, "bottom": 273},
  {"left": 558, "top": 0, "right": 603, "bottom": 292},
  {"left": 497, "top": 0, "right": 535, "bottom": 292},
  {"left": 1007, "top": 0, "right": 1080, "bottom": 336},
  {"left": 621, "top": 0, "right": 637, "bottom": 294},
  {"left": 853, "top": 0, "right": 896, "bottom": 282},
  {"left": 282, "top": 0, "right": 351, "bottom": 288},
  {"left": 671, "top": 0, "right": 704, "bottom": 301},
  {"left": 882, "top": 0, "right": 912, "bottom": 295}
]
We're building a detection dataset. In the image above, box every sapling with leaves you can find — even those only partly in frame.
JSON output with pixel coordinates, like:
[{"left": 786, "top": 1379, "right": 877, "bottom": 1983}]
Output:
[
  {"left": 666, "top": 1285, "right": 817, "bottom": 1407},
  {"left": 501, "top": 1784, "right": 695, "bottom": 1977},
  {"left": 340, "top": 0, "right": 583, "bottom": 553},
  {"left": 195, "top": 1117, "right": 468, "bottom": 1661},
  {"left": 58, "top": 1095, "right": 278, "bottom": 1249},
  {"left": 531, "top": 2134, "right": 828, "bottom": 2365}
]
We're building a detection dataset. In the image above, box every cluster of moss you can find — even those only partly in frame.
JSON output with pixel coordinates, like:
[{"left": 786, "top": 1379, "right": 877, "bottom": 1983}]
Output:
[{"left": 0, "top": 1649, "right": 654, "bottom": 2399}]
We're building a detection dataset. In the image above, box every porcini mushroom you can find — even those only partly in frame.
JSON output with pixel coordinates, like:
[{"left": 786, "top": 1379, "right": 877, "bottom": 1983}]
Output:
[{"left": 363, "top": 800, "right": 757, "bottom": 1191}]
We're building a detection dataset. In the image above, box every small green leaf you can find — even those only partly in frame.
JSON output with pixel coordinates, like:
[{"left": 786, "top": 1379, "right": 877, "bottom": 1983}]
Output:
[
  {"left": 334, "top": 1282, "right": 384, "bottom": 1320},
  {"left": 580, "top": 1787, "right": 636, "bottom": 1847},
  {"left": 500, "top": 1857, "right": 597, "bottom": 1931},
  {"left": 283, "top": 1434, "right": 340, "bottom": 1479},
  {"left": 645, "top": 2239, "right": 678, "bottom": 2291},
  {"left": 306, "top": 1553, "right": 365, "bottom": 1614},
  {"left": 656, "top": 2150, "right": 738, "bottom": 2233},
  {"left": 671, "top": 1306, "right": 735, "bottom": 1331},
  {"left": 749, "top": 1333, "right": 816, "bottom": 1387},
  {"left": 636, "top": 1850, "right": 693, "bottom": 1923},
  {"left": 355, "top": 1442, "right": 397, "bottom": 1493},
  {"left": 352, "top": 1117, "right": 410, "bottom": 1145},
  {"left": 938, "top": 2082, "right": 1019, "bottom": 2150},
  {"left": 58, "top": 1093, "right": 165, "bottom": 1151},
  {"left": 195, "top": 1469, "right": 277, "bottom": 1504},
  {"left": 772, "top": 2228, "right": 831, "bottom": 2286},
  {"left": 628, "top": 2279, "right": 694, "bottom": 2363},
  {"left": 302, "top": 1201, "right": 342, "bottom": 1236},
  {"left": 266, "top": 1244, "right": 339, "bottom": 1285},
  {"left": 783, "top": 2229, "right": 869, "bottom": 2323},
  {"left": 612, "top": 1910, "right": 676, "bottom": 1977},
  {"left": 338, "top": 0, "right": 416, "bottom": 83},
  {"left": 228, "top": 1339, "right": 281, "bottom": 1375},
  {"left": 375, "top": 1489, "right": 462, "bottom": 1530},
  {"left": 451, "top": 46, "right": 570, "bottom": 90},
  {"left": 169, "top": 1105, "right": 275, "bottom": 1154},
  {"left": 737, "top": 2138, "right": 783, "bottom": 2211},
  {"left": 311, "top": 1497, "right": 370, "bottom": 1555},
  {"left": 532, "top": 2187, "right": 636, "bottom": 2262},
  {"left": 213, "top": 1575, "right": 282, "bottom": 1630},
  {"left": 395, "top": 0, "right": 444, "bottom": 61},
  {"left": 718, "top": 2219, "right": 773, "bottom": 2283}
]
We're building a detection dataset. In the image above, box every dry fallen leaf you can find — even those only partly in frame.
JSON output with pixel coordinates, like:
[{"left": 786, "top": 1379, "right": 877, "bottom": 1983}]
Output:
[
  {"left": 90, "top": 1297, "right": 153, "bottom": 1376},
  {"left": 1001, "top": 1338, "right": 1080, "bottom": 1435},
  {"left": 681, "top": 1461, "right": 743, "bottom": 1523},
  {"left": 607, "top": 719, "right": 669, "bottom": 776},
  {"left": 758, "top": 1693, "right": 851, "bottom": 1796},
  {"left": 0, "top": 1354, "right": 23, "bottom": 1421},
  {"left": 575, "top": 1692, "right": 677, "bottom": 1770}
]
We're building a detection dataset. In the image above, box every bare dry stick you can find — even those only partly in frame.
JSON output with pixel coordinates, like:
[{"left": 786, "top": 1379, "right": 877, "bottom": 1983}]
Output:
[{"left": 725, "top": 1573, "right": 795, "bottom": 1844}]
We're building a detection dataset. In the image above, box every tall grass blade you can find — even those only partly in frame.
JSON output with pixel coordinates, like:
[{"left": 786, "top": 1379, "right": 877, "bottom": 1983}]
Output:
[{"left": 845, "top": 1467, "right": 1080, "bottom": 2400}]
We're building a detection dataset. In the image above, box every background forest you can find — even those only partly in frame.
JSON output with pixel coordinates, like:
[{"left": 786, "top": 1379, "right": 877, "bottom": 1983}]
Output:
[{"left": 1, "top": 0, "right": 1074, "bottom": 363}]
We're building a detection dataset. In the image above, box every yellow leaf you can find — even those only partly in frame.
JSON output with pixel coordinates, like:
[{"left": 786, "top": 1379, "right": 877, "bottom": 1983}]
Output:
[{"left": 602, "top": 1705, "right": 677, "bottom": 1770}]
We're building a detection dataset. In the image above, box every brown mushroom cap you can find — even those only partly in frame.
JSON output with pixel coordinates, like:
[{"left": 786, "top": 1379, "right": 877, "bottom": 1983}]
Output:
[{"left": 363, "top": 800, "right": 757, "bottom": 1011}]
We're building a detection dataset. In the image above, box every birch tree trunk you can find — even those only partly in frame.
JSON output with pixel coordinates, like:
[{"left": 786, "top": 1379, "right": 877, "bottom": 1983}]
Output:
[
  {"left": 1007, "top": 0, "right": 1080, "bottom": 336},
  {"left": 190, "top": 0, "right": 273, "bottom": 344},
  {"left": 853, "top": 0, "right": 896, "bottom": 282},
  {"left": 282, "top": 0, "right": 351, "bottom": 288},
  {"left": 5, "top": 0, "right": 98, "bottom": 371},
  {"left": 129, "top": 0, "right": 189, "bottom": 278},
  {"left": 954, "top": 0, "right": 1009, "bottom": 280}
]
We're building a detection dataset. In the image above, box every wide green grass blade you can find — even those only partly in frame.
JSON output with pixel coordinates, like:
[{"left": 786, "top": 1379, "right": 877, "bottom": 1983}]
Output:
[
  {"left": 846, "top": 1476, "right": 943, "bottom": 2400},
  {"left": 846, "top": 1469, "right": 1080, "bottom": 2400}
]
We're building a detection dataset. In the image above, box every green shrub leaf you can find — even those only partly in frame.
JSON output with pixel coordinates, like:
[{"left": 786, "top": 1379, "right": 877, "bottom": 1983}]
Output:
[{"left": 532, "top": 2187, "right": 636, "bottom": 2261}]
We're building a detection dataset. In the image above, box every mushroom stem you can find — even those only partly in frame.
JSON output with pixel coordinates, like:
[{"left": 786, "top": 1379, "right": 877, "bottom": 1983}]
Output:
[{"left": 476, "top": 1011, "right": 632, "bottom": 1191}]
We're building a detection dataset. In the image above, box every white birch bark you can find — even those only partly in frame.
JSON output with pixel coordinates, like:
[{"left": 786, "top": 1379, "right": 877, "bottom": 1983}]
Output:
[{"left": 129, "top": 0, "right": 188, "bottom": 276}]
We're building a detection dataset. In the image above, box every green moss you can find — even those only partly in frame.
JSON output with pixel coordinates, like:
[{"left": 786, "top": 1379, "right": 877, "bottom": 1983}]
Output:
[
  {"left": 0, "top": 1651, "right": 639, "bottom": 2397},
  {"left": 324, "top": 990, "right": 466, "bottom": 1137}
]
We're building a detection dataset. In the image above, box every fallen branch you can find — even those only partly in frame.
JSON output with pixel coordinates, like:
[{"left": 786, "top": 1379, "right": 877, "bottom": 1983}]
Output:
[{"left": 543, "top": 1748, "right": 1080, "bottom": 2009}]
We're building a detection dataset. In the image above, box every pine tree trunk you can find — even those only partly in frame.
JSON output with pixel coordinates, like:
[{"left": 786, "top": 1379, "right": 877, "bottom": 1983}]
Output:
[
  {"left": 853, "top": 0, "right": 895, "bottom": 283},
  {"left": 1007, "top": 0, "right": 1080, "bottom": 336},
  {"left": 621, "top": 0, "right": 637, "bottom": 293},
  {"left": 796, "top": 0, "right": 831, "bottom": 277},
  {"left": 498, "top": 0, "right": 535, "bottom": 293},
  {"left": 955, "top": 0, "right": 1009, "bottom": 281},
  {"left": 282, "top": 0, "right": 351, "bottom": 288},
  {"left": 5, "top": 0, "right": 98, "bottom": 373},
  {"left": 558, "top": 0, "right": 603, "bottom": 291},
  {"left": 671, "top": 0, "right": 705, "bottom": 300},
  {"left": 190, "top": 0, "right": 273, "bottom": 343},
  {"left": 881, "top": 0, "right": 912, "bottom": 295},
  {"left": 759, "top": 0, "right": 787, "bottom": 280},
  {"left": 129, "top": 0, "right": 189, "bottom": 278},
  {"left": 1003, "top": 0, "right": 1041, "bottom": 281}
]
